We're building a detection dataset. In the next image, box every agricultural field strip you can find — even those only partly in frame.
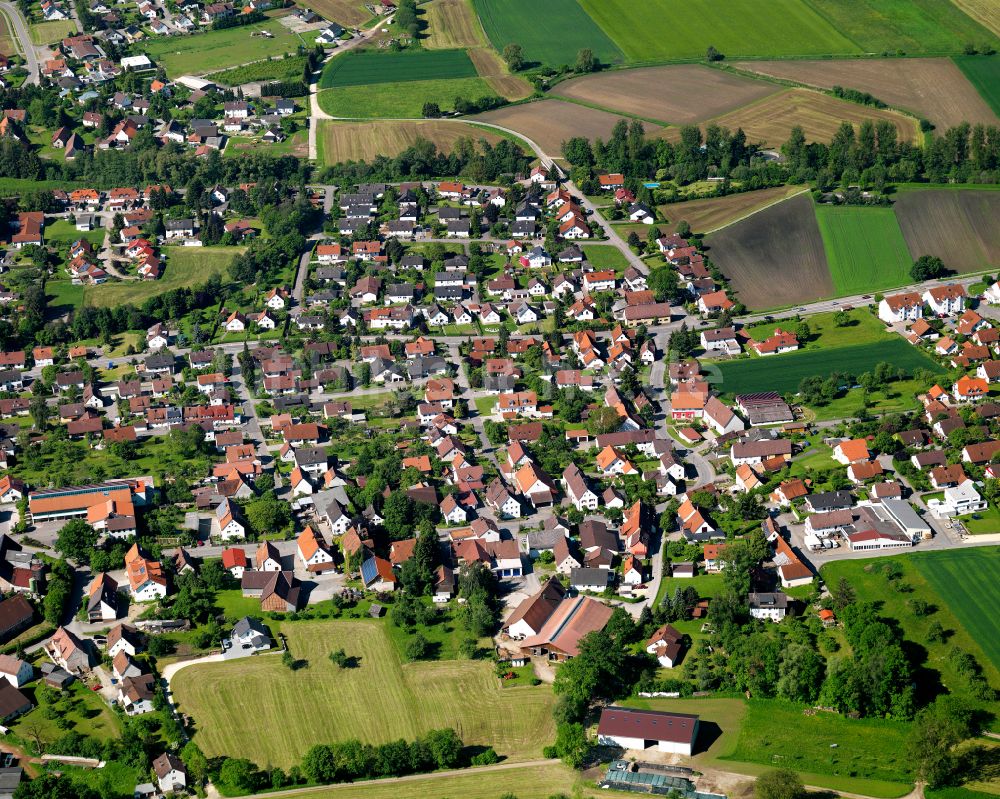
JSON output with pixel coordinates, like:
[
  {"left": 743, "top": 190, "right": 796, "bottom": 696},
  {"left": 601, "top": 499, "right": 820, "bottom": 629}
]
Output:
[
  {"left": 551, "top": 64, "right": 783, "bottom": 127},
  {"left": 471, "top": 0, "right": 624, "bottom": 68},
  {"left": 714, "top": 339, "right": 943, "bottom": 397},
  {"left": 576, "top": 0, "right": 862, "bottom": 62},
  {"left": 815, "top": 205, "right": 913, "bottom": 295},
  {"left": 914, "top": 550, "right": 1000, "bottom": 671},
  {"left": 730, "top": 58, "right": 999, "bottom": 129},
  {"left": 953, "top": 56, "right": 1000, "bottom": 117},
  {"left": 320, "top": 48, "right": 478, "bottom": 87}
]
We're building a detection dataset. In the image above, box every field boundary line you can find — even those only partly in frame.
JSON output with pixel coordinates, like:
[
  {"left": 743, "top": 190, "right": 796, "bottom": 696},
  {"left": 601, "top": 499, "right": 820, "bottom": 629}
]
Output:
[
  {"left": 546, "top": 93, "right": 672, "bottom": 126},
  {"left": 699, "top": 186, "right": 809, "bottom": 235}
]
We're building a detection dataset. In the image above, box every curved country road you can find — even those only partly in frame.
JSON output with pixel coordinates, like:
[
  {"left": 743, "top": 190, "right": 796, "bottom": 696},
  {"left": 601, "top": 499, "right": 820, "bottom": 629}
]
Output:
[{"left": 0, "top": 2, "right": 40, "bottom": 84}]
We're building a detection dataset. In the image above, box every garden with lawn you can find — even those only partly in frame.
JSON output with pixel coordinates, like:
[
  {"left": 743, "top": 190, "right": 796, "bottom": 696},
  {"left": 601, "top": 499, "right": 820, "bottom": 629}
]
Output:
[{"left": 83, "top": 246, "right": 239, "bottom": 308}]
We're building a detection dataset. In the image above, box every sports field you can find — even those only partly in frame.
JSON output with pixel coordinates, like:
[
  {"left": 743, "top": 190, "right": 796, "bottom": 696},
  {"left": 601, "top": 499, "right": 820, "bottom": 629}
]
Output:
[
  {"left": 806, "top": 0, "right": 999, "bottom": 55},
  {"left": 172, "top": 619, "right": 555, "bottom": 768},
  {"left": 577, "top": 0, "right": 858, "bottom": 61},
  {"left": 914, "top": 548, "right": 1000, "bottom": 671},
  {"left": 663, "top": 88, "right": 919, "bottom": 149},
  {"left": 143, "top": 19, "right": 312, "bottom": 77},
  {"left": 715, "top": 339, "right": 943, "bottom": 396},
  {"left": 815, "top": 206, "right": 912, "bottom": 296},
  {"left": 83, "top": 247, "right": 239, "bottom": 308},
  {"left": 953, "top": 55, "right": 1000, "bottom": 116},
  {"left": 553, "top": 65, "right": 781, "bottom": 125},
  {"left": 472, "top": 0, "right": 623, "bottom": 68},
  {"left": 735, "top": 57, "right": 999, "bottom": 129},
  {"left": 658, "top": 186, "right": 807, "bottom": 235},
  {"left": 318, "top": 76, "right": 496, "bottom": 118},
  {"left": 894, "top": 188, "right": 1000, "bottom": 273},
  {"left": 318, "top": 119, "right": 505, "bottom": 164},
  {"left": 706, "top": 194, "right": 832, "bottom": 310},
  {"left": 320, "top": 48, "right": 477, "bottom": 88}
]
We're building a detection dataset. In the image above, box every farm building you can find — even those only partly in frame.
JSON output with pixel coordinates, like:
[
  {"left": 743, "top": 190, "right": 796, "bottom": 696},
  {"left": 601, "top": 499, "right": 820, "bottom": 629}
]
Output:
[{"left": 597, "top": 707, "right": 699, "bottom": 755}]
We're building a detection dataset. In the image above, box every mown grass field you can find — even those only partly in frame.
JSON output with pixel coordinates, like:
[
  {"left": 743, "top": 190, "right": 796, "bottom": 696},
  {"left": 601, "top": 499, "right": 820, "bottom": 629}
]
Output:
[
  {"left": 577, "top": 0, "right": 859, "bottom": 61},
  {"left": 715, "top": 338, "right": 943, "bottom": 396},
  {"left": 913, "top": 548, "right": 1000, "bottom": 671},
  {"left": 29, "top": 19, "right": 75, "bottom": 45},
  {"left": 724, "top": 700, "right": 912, "bottom": 788},
  {"left": 207, "top": 55, "right": 308, "bottom": 86},
  {"left": 172, "top": 620, "right": 555, "bottom": 768},
  {"left": 318, "top": 76, "right": 496, "bottom": 118},
  {"left": 265, "top": 761, "right": 597, "bottom": 799},
  {"left": 143, "top": 19, "right": 311, "bottom": 77},
  {"left": 706, "top": 193, "right": 832, "bottom": 310},
  {"left": 318, "top": 119, "right": 505, "bottom": 164},
  {"left": 472, "top": 0, "right": 623, "bottom": 68},
  {"left": 320, "top": 48, "right": 477, "bottom": 88},
  {"left": 823, "top": 549, "right": 1000, "bottom": 728},
  {"left": 745, "top": 307, "right": 890, "bottom": 352},
  {"left": 806, "top": 0, "right": 1000, "bottom": 55},
  {"left": 953, "top": 55, "right": 1000, "bottom": 116},
  {"left": 624, "top": 696, "right": 912, "bottom": 797},
  {"left": 815, "top": 205, "right": 913, "bottom": 295},
  {"left": 734, "top": 58, "right": 999, "bottom": 129},
  {"left": 83, "top": 247, "right": 238, "bottom": 308}
]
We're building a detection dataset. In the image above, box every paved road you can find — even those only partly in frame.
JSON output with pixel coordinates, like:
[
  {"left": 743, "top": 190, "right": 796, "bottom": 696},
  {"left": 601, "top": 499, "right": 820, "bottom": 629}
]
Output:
[
  {"left": 307, "top": 17, "right": 391, "bottom": 159},
  {"left": 736, "top": 273, "right": 989, "bottom": 326},
  {"left": 0, "top": 2, "right": 40, "bottom": 85}
]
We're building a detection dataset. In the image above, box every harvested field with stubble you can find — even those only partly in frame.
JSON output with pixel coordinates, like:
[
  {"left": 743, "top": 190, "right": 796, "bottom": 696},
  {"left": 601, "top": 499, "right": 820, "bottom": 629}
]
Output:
[
  {"left": 659, "top": 88, "right": 919, "bottom": 149},
  {"left": 475, "top": 99, "right": 659, "bottom": 157},
  {"left": 951, "top": 0, "right": 1000, "bottom": 38},
  {"left": 468, "top": 47, "right": 533, "bottom": 100},
  {"left": 424, "top": 0, "right": 484, "bottom": 48},
  {"left": 894, "top": 188, "right": 1000, "bottom": 272},
  {"left": 657, "top": 186, "right": 807, "bottom": 235},
  {"left": 733, "top": 58, "right": 998, "bottom": 129},
  {"left": 705, "top": 193, "right": 832, "bottom": 310},
  {"left": 172, "top": 620, "right": 555, "bottom": 768},
  {"left": 318, "top": 119, "right": 505, "bottom": 164},
  {"left": 554, "top": 65, "right": 782, "bottom": 124}
]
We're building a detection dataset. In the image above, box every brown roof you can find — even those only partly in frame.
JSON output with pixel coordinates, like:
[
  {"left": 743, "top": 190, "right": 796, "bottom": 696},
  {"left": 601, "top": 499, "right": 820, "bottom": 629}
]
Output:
[
  {"left": 520, "top": 595, "right": 613, "bottom": 657},
  {"left": 506, "top": 577, "right": 565, "bottom": 635},
  {"left": 597, "top": 706, "right": 698, "bottom": 744}
]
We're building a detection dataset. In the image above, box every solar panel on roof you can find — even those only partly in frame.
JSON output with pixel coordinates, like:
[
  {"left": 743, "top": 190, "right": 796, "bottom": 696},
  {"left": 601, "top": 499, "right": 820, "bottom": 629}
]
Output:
[{"left": 360, "top": 557, "right": 377, "bottom": 585}]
